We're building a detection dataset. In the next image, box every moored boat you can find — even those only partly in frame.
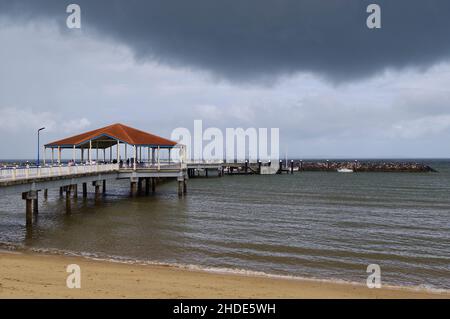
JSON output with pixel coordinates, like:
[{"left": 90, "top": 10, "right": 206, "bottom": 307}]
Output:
[{"left": 337, "top": 168, "right": 354, "bottom": 173}]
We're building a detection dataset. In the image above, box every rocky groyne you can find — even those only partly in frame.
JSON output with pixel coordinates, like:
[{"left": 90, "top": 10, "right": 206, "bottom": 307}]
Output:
[{"left": 297, "top": 161, "right": 436, "bottom": 172}]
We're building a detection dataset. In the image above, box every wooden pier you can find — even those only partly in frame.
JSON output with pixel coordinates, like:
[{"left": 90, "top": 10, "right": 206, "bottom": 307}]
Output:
[
  {"left": 186, "top": 159, "right": 289, "bottom": 176},
  {"left": 0, "top": 124, "right": 188, "bottom": 226}
]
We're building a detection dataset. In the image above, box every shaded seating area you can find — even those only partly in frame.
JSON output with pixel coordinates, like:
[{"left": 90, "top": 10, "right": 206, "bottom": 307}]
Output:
[{"left": 44, "top": 123, "right": 185, "bottom": 169}]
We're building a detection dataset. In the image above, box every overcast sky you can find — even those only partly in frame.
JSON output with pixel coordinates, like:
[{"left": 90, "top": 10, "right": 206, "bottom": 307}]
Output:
[{"left": 1, "top": 0, "right": 450, "bottom": 158}]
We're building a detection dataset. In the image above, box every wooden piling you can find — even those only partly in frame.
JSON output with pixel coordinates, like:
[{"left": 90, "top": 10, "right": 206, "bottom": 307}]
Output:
[
  {"left": 102, "top": 180, "right": 106, "bottom": 194},
  {"left": 72, "top": 185, "right": 78, "bottom": 198},
  {"left": 82, "top": 183, "right": 87, "bottom": 198},
  {"left": 178, "top": 180, "right": 183, "bottom": 197},
  {"left": 95, "top": 184, "right": 100, "bottom": 197},
  {"left": 145, "top": 178, "right": 150, "bottom": 195},
  {"left": 137, "top": 177, "right": 143, "bottom": 194},
  {"left": 26, "top": 198, "right": 33, "bottom": 226},
  {"left": 130, "top": 181, "right": 137, "bottom": 197},
  {"left": 151, "top": 178, "right": 156, "bottom": 193},
  {"left": 65, "top": 187, "right": 71, "bottom": 213},
  {"left": 33, "top": 192, "right": 38, "bottom": 214},
  {"left": 23, "top": 191, "right": 37, "bottom": 226}
]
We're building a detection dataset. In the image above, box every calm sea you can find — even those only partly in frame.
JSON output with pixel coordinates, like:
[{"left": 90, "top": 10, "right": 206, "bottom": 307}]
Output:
[{"left": 1, "top": 159, "right": 449, "bottom": 290}]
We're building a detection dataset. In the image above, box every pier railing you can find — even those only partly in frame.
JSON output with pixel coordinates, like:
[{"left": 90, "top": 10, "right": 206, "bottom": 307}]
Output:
[
  {"left": 119, "top": 161, "right": 186, "bottom": 170},
  {"left": 0, "top": 163, "right": 120, "bottom": 182}
]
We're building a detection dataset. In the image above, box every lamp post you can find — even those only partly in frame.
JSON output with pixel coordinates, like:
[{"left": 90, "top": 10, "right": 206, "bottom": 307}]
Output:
[{"left": 37, "top": 127, "right": 45, "bottom": 166}]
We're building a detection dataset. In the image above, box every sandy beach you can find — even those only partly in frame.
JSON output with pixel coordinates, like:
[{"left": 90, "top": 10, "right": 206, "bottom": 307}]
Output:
[{"left": 0, "top": 251, "right": 448, "bottom": 299}]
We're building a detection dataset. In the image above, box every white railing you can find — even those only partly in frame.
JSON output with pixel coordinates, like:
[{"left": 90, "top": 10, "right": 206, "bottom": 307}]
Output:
[
  {"left": 0, "top": 163, "right": 119, "bottom": 182},
  {"left": 119, "top": 161, "right": 186, "bottom": 170}
]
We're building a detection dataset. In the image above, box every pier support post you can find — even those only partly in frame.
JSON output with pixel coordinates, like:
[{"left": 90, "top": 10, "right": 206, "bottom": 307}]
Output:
[
  {"left": 151, "top": 177, "right": 156, "bottom": 193},
  {"left": 178, "top": 180, "right": 183, "bottom": 197},
  {"left": 137, "top": 177, "right": 143, "bottom": 195},
  {"left": 94, "top": 183, "right": 100, "bottom": 197},
  {"left": 142, "top": 177, "right": 146, "bottom": 192},
  {"left": 72, "top": 185, "right": 78, "bottom": 198},
  {"left": 92, "top": 181, "right": 101, "bottom": 198},
  {"left": 183, "top": 179, "right": 187, "bottom": 194},
  {"left": 205, "top": 168, "right": 208, "bottom": 177},
  {"left": 59, "top": 186, "right": 63, "bottom": 197},
  {"left": 82, "top": 183, "right": 87, "bottom": 198},
  {"left": 22, "top": 191, "right": 37, "bottom": 226},
  {"left": 33, "top": 192, "right": 38, "bottom": 215},
  {"left": 145, "top": 178, "right": 150, "bottom": 195},
  {"left": 130, "top": 182, "right": 137, "bottom": 197},
  {"left": 65, "top": 187, "right": 72, "bottom": 213},
  {"left": 44, "top": 189, "right": 48, "bottom": 199},
  {"left": 26, "top": 198, "right": 33, "bottom": 225},
  {"left": 130, "top": 177, "right": 138, "bottom": 197},
  {"left": 102, "top": 180, "right": 106, "bottom": 194}
]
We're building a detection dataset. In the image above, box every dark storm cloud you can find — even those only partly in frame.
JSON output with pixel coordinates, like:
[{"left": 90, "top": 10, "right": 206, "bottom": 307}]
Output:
[{"left": 1, "top": 0, "right": 450, "bottom": 82}]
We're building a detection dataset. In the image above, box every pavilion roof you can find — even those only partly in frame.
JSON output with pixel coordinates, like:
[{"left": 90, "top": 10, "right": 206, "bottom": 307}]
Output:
[{"left": 45, "top": 123, "right": 177, "bottom": 148}]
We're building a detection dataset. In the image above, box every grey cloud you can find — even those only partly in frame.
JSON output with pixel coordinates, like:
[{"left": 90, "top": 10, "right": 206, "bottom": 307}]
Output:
[{"left": 1, "top": 0, "right": 450, "bottom": 83}]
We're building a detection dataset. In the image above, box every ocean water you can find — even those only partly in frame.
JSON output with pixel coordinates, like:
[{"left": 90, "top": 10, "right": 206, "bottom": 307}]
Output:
[{"left": 0, "top": 159, "right": 449, "bottom": 290}]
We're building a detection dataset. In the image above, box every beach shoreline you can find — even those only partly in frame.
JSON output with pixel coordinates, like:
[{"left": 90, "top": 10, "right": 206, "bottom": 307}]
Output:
[{"left": 0, "top": 251, "right": 448, "bottom": 299}]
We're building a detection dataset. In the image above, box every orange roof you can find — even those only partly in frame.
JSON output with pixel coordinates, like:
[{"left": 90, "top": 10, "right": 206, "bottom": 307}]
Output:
[{"left": 45, "top": 123, "right": 177, "bottom": 148}]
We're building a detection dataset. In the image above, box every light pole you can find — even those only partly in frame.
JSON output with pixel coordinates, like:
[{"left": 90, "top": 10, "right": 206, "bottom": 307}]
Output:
[{"left": 37, "top": 127, "right": 45, "bottom": 166}]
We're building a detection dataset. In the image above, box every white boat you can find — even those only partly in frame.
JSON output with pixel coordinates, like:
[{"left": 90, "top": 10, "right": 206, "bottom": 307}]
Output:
[{"left": 337, "top": 168, "right": 354, "bottom": 173}]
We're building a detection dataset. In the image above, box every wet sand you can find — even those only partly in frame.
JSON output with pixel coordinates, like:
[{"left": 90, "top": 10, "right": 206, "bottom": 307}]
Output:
[{"left": 0, "top": 251, "right": 448, "bottom": 299}]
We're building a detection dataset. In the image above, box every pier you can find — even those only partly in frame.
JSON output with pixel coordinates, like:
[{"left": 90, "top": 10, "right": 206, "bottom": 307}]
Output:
[
  {"left": 0, "top": 123, "right": 188, "bottom": 226},
  {"left": 187, "top": 159, "right": 284, "bottom": 176}
]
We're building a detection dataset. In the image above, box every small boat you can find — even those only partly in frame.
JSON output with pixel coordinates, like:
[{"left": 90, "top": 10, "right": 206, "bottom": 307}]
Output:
[{"left": 337, "top": 168, "right": 354, "bottom": 173}]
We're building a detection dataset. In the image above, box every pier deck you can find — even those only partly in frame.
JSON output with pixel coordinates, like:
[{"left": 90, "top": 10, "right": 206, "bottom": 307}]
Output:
[
  {"left": 0, "top": 163, "right": 187, "bottom": 193},
  {"left": 0, "top": 162, "right": 187, "bottom": 226}
]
